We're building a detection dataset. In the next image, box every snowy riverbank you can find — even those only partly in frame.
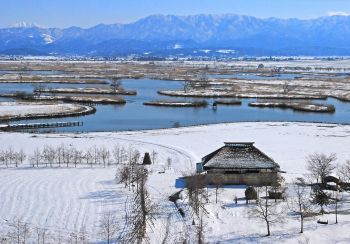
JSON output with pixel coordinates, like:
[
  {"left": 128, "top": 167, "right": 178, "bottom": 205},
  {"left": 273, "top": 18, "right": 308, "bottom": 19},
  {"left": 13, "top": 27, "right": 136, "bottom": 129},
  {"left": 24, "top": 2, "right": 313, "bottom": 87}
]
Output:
[{"left": 0, "top": 101, "right": 95, "bottom": 121}]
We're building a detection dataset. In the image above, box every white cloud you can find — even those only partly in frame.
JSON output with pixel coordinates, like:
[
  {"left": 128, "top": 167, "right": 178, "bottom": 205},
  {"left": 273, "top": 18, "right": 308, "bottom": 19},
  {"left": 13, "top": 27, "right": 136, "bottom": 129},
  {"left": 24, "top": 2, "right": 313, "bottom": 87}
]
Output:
[{"left": 328, "top": 11, "right": 350, "bottom": 16}]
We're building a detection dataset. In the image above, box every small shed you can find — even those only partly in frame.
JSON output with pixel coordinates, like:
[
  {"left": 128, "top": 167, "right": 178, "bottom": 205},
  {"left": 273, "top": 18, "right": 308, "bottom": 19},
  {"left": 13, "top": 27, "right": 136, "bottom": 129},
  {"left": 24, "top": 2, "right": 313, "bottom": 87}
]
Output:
[{"left": 142, "top": 152, "right": 152, "bottom": 165}]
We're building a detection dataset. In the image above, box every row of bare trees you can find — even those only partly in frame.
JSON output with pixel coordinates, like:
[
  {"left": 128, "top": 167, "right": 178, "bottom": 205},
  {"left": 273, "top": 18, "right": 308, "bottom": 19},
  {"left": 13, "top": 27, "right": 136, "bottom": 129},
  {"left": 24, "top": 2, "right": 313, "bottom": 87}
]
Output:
[
  {"left": 0, "top": 147, "right": 26, "bottom": 168},
  {"left": 29, "top": 144, "right": 128, "bottom": 168},
  {"left": 116, "top": 157, "right": 156, "bottom": 243},
  {"left": 126, "top": 167, "right": 155, "bottom": 243},
  {"left": 98, "top": 146, "right": 162, "bottom": 243},
  {"left": 1, "top": 144, "right": 159, "bottom": 168}
]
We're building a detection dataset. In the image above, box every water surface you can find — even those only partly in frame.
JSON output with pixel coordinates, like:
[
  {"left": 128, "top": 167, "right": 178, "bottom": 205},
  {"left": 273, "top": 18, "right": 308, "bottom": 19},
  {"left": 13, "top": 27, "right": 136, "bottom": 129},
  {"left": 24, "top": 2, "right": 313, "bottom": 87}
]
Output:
[{"left": 1, "top": 78, "right": 349, "bottom": 132}]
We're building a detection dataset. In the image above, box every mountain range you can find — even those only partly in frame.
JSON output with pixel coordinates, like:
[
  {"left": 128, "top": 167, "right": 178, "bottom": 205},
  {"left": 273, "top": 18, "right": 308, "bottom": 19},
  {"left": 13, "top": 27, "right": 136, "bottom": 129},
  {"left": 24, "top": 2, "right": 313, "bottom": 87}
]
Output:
[{"left": 2, "top": 14, "right": 350, "bottom": 57}]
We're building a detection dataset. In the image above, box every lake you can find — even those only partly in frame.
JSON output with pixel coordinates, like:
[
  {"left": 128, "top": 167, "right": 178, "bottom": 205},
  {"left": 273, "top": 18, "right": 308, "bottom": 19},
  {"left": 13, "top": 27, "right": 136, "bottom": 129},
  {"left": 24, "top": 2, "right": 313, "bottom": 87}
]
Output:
[{"left": 0, "top": 78, "right": 350, "bottom": 132}]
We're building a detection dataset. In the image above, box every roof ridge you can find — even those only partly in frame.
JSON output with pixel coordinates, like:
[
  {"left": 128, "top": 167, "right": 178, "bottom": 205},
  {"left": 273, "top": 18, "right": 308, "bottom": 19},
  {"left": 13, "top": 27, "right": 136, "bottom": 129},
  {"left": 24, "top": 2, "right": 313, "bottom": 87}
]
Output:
[{"left": 202, "top": 142, "right": 280, "bottom": 170}]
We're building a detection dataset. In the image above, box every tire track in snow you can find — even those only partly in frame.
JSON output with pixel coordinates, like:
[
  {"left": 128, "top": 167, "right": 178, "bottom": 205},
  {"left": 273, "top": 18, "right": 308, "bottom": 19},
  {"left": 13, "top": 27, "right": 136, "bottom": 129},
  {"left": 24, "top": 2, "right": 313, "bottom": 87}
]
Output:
[
  {"left": 94, "top": 134, "right": 195, "bottom": 169},
  {"left": 0, "top": 135, "right": 194, "bottom": 242},
  {"left": 75, "top": 172, "right": 90, "bottom": 232},
  {"left": 22, "top": 173, "right": 47, "bottom": 224}
]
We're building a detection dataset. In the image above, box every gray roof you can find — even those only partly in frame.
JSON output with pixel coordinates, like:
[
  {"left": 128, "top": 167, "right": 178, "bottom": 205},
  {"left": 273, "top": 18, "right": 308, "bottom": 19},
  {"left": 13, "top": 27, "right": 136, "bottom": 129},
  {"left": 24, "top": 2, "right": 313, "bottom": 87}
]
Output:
[{"left": 202, "top": 142, "right": 280, "bottom": 170}]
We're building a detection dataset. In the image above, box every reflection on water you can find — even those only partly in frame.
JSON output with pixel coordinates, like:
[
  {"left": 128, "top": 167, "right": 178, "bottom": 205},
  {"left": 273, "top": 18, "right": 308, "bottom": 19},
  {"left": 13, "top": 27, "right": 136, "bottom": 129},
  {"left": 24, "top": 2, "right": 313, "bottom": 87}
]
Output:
[{"left": 0, "top": 78, "right": 350, "bottom": 132}]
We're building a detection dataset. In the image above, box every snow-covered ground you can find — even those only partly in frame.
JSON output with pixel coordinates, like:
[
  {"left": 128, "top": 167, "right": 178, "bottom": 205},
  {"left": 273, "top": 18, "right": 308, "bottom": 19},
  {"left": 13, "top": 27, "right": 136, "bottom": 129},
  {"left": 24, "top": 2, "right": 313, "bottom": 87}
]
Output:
[
  {"left": 0, "top": 122, "right": 350, "bottom": 243},
  {"left": 0, "top": 101, "right": 94, "bottom": 121}
]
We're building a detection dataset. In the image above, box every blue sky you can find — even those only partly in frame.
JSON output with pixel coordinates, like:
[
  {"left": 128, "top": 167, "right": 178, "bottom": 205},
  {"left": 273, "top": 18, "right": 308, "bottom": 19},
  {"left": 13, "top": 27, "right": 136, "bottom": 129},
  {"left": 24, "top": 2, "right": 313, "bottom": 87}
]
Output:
[{"left": 2, "top": 0, "right": 350, "bottom": 28}]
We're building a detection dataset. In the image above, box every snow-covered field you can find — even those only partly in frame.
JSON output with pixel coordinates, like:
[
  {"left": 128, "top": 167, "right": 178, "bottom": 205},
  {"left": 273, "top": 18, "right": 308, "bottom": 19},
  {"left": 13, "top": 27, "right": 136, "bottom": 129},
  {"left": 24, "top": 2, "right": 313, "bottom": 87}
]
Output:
[{"left": 0, "top": 122, "right": 350, "bottom": 243}]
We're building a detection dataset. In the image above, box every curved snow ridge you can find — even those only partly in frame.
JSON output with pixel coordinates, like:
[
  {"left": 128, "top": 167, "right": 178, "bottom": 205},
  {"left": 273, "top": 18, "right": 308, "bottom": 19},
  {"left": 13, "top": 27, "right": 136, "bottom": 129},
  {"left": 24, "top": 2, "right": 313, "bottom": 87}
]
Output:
[{"left": 0, "top": 101, "right": 95, "bottom": 121}]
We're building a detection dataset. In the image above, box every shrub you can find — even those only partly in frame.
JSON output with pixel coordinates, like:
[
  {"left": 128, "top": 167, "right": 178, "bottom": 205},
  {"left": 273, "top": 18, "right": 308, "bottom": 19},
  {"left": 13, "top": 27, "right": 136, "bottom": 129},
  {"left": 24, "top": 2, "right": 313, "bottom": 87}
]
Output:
[{"left": 245, "top": 186, "right": 257, "bottom": 204}]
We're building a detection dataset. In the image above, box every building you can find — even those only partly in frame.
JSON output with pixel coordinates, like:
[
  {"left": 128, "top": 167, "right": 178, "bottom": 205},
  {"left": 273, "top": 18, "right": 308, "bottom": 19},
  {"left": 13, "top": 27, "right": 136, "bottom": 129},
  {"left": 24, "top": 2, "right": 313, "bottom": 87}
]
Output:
[{"left": 197, "top": 142, "right": 282, "bottom": 186}]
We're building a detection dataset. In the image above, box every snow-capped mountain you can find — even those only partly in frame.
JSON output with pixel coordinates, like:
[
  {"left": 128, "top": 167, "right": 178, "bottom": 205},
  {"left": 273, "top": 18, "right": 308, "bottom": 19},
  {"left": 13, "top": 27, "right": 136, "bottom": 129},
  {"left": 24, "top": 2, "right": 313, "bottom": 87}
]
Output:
[
  {"left": 10, "top": 21, "right": 41, "bottom": 28},
  {"left": 2, "top": 14, "right": 350, "bottom": 56}
]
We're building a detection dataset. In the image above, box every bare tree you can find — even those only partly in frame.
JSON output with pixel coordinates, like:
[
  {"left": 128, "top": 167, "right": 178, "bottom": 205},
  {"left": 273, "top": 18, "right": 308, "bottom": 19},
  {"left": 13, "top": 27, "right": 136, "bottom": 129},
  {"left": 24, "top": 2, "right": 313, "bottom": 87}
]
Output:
[
  {"left": 67, "top": 232, "right": 78, "bottom": 244},
  {"left": 78, "top": 227, "right": 90, "bottom": 244},
  {"left": 35, "top": 227, "right": 49, "bottom": 244},
  {"left": 30, "top": 148, "right": 42, "bottom": 167},
  {"left": 338, "top": 160, "right": 350, "bottom": 183},
  {"left": 129, "top": 148, "right": 141, "bottom": 165},
  {"left": 0, "top": 150, "right": 4, "bottom": 167},
  {"left": 7, "top": 218, "right": 31, "bottom": 244},
  {"left": 56, "top": 144, "right": 64, "bottom": 167},
  {"left": 186, "top": 174, "right": 208, "bottom": 217},
  {"left": 195, "top": 214, "right": 206, "bottom": 244},
  {"left": 282, "top": 81, "right": 290, "bottom": 94},
  {"left": 17, "top": 149, "right": 26, "bottom": 167},
  {"left": 288, "top": 178, "right": 313, "bottom": 233},
  {"left": 332, "top": 190, "right": 342, "bottom": 224},
  {"left": 72, "top": 148, "right": 83, "bottom": 168},
  {"left": 111, "top": 78, "right": 122, "bottom": 94},
  {"left": 42, "top": 145, "right": 55, "bottom": 167},
  {"left": 306, "top": 153, "right": 336, "bottom": 185},
  {"left": 99, "top": 147, "right": 111, "bottom": 168},
  {"left": 151, "top": 150, "right": 158, "bottom": 165},
  {"left": 99, "top": 212, "right": 119, "bottom": 244},
  {"left": 6, "top": 147, "right": 15, "bottom": 168},
  {"left": 120, "top": 146, "right": 128, "bottom": 164},
  {"left": 113, "top": 144, "right": 121, "bottom": 165},
  {"left": 249, "top": 186, "right": 285, "bottom": 236},
  {"left": 93, "top": 145, "right": 100, "bottom": 167},
  {"left": 63, "top": 146, "right": 73, "bottom": 168},
  {"left": 211, "top": 176, "right": 224, "bottom": 204},
  {"left": 116, "top": 165, "right": 130, "bottom": 188}
]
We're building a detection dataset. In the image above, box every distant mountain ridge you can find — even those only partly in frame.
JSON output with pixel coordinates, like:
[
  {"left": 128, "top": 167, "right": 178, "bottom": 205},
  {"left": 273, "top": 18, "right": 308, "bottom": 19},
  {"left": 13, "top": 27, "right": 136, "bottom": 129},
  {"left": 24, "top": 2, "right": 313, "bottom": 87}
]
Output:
[{"left": 2, "top": 14, "right": 350, "bottom": 57}]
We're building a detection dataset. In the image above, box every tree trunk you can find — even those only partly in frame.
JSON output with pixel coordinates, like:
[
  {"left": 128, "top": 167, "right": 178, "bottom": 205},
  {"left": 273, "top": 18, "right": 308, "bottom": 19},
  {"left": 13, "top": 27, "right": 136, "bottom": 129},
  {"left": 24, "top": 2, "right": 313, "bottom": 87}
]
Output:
[
  {"left": 335, "top": 200, "right": 338, "bottom": 224},
  {"left": 266, "top": 220, "right": 270, "bottom": 236},
  {"left": 299, "top": 202, "right": 303, "bottom": 233},
  {"left": 265, "top": 186, "right": 270, "bottom": 236},
  {"left": 300, "top": 215, "right": 304, "bottom": 233}
]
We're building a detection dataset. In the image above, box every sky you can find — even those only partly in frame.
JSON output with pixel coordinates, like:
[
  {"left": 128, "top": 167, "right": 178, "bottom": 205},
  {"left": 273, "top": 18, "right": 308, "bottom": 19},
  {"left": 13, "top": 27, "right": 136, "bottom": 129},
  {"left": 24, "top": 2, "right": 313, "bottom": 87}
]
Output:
[{"left": 2, "top": 0, "right": 350, "bottom": 28}]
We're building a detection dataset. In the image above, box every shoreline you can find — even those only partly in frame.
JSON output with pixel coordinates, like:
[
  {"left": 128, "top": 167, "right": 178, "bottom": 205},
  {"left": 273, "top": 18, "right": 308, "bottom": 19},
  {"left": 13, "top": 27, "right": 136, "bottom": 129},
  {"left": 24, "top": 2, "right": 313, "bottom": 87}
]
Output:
[
  {"left": 248, "top": 101, "right": 336, "bottom": 113},
  {"left": 38, "top": 87, "right": 137, "bottom": 95},
  {"left": 157, "top": 90, "right": 329, "bottom": 100},
  {"left": 0, "top": 102, "right": 96, "bottom": 123},
  {"left": 143, "top": 100, "right": 208, "bottom": 107},
  {"left": 2, "top": 120, "right": 348, "bottom": 135}
]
